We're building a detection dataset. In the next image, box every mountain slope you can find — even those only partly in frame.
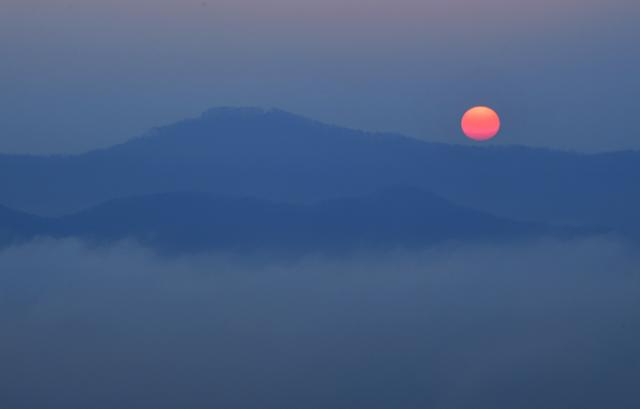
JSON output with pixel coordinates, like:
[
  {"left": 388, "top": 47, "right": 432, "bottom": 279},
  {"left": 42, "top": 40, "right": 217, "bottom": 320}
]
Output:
[
  {"left": 0, "top": 107, "right": 638, "bottom": 234},
  {"left": 0, "top": 205, "right": 47, "bottom": 245},
  {"left": 0, "top": 188, "right": 580, "bottom": 253}
]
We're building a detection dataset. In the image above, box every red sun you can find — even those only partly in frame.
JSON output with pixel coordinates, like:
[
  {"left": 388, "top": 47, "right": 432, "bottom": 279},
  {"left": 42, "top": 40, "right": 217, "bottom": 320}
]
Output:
[{"left": 461, "top": 106, "right": 501, "bottom": 141}]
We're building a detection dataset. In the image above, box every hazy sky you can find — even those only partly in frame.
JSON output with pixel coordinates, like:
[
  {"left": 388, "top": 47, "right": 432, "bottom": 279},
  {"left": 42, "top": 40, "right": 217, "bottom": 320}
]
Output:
[{"left": 1, "top": 0, "right": 639, "bottom": 154}]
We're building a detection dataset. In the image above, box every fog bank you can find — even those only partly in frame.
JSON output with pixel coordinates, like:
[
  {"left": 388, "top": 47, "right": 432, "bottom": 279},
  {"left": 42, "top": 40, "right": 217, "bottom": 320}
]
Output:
[{"left": 1, "top": 237, "right": 639, "bottom": 408}]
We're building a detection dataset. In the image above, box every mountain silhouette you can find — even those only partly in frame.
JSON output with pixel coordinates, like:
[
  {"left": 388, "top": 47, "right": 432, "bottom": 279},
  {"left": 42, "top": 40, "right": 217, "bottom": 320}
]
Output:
[
  {"left": 0, "top": 188, "right": 584, "bottom": 254},
  {"left": 0, "top": 204, "right": 45, "bottom": 244},
  {"left": 0, "top": 107, "right": 638, "bottom": 235}
]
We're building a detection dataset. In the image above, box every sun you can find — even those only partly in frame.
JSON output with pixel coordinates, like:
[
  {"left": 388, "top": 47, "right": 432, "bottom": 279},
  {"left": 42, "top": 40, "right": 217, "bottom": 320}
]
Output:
[{"left": 461, "top": 106, "right": 501, "bottom": 141}]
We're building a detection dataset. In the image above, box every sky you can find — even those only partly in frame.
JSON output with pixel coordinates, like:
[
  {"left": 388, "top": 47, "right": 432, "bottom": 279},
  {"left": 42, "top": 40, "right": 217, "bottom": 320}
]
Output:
[{"left": 1, "top": 0, "right": 639, "bottom": 154}]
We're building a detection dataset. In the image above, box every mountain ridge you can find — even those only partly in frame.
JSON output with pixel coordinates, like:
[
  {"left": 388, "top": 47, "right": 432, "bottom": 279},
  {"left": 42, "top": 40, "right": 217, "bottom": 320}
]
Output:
[
  {"left": 0, "top": 187, "right": 597, "bottom": 254},
  {"left": 0, "top": 107, "right": 638, "bottom": 236}
]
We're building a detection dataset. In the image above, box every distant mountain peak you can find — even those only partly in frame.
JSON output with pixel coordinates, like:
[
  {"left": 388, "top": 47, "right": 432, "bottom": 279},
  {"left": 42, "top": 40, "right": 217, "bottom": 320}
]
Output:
[{"left": 1, "top": 107, "right": 639, "bottom": 236}]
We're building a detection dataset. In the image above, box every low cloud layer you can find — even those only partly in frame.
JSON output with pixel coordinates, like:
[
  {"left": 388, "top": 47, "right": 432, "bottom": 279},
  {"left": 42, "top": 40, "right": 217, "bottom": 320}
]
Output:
[{"left": 1, "top": 237, "right": 639, "bottom": 408}]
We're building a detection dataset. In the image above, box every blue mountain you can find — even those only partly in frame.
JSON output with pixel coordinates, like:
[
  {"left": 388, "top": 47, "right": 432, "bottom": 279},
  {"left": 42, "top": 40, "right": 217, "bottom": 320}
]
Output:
[
  {"left": 0, "top": 188, "right": 587, "bottom": 254},
  {"left": 0, "top": 107, "right": 637, "bottom": 235},
  {"left": 0, "top": 204, "right": 45, "bottom": 244}
]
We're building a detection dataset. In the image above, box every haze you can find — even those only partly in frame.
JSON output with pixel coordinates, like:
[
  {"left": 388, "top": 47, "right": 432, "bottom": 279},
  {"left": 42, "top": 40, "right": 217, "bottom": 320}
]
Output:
[
  {"left": 2, "top": 0, "right": 639, "bottom": 153},
  {"left": 2, "top": 237, "right": 639, "bottom": 408}
]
